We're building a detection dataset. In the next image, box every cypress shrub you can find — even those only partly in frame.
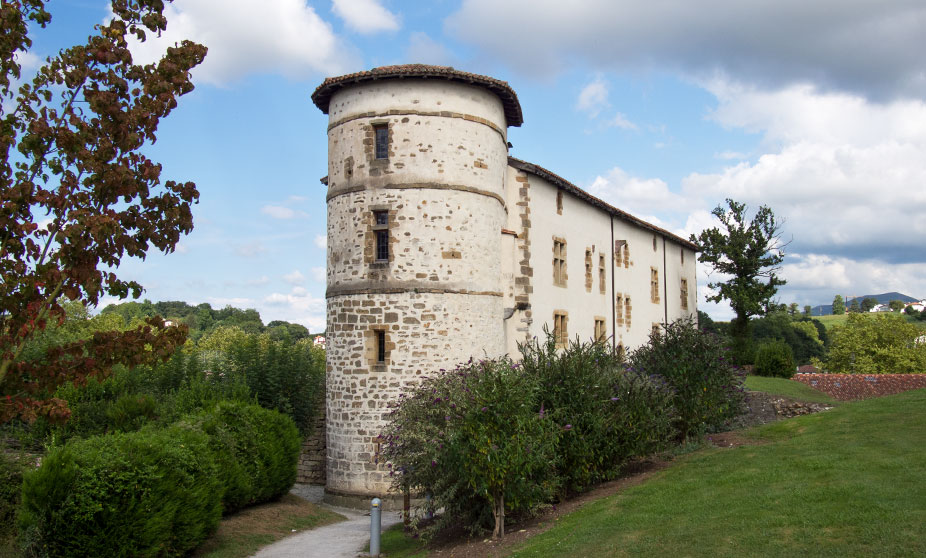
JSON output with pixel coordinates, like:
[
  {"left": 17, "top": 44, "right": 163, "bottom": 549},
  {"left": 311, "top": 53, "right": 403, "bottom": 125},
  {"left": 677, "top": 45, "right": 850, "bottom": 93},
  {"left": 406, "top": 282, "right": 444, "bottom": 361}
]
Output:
[
  {"left": 178, "top": 401, "right": 302, "bottom": 514},
  {"left": 754, "top": 339, "right": 796, "bottom": 378},
  {"left": 18, "top": 426, "right": 222, "bottom": 558}
]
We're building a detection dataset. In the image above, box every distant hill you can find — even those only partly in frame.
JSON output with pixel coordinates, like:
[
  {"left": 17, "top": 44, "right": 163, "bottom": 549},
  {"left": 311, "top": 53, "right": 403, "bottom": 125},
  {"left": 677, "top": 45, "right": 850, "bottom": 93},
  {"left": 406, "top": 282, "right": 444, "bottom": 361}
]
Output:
[{"left": 810, "top": 292, "right": 920, "bottom": 316}]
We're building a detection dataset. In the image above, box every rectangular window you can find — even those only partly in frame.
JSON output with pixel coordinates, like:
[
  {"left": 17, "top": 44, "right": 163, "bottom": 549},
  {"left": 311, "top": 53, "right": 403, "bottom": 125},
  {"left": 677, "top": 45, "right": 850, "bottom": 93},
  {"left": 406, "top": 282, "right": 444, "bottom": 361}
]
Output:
[
  {"left": 553, "top": 238, "right": 567, "bottom": 287},
  {"left": 623, "top": 243, "right": 630, "bottom": 268},
  {"left": 556, "top": 191, "right": 563, "bottom": 214},
  {"left": 616, "top": 293, "right": 624, "bottom": 327},
  {"left": 650, "top": 267, "right": 660, "bottom": 304},
  {"left": 681, "top": 249, "right": 685, "bottom": 265},
  {"left": 553, "top": 311, "right": 568, "bottom": 348},
  {"left": 594, "top": 317, "right": 606, "bottom": 342},
  {"left": 599, "top": 254, "right": 606, "bottom": 294},
  {"left": 681, "top": 278, "right": 689, "bottom": 310},
  {"left": 374, "top": 124, "right": 388, "bottom": 159},
  {"left": 376, "top": 330, "right": 386, "bottom": 363},
  {"left": 373, "top": 210, "right": 389, "bottom": 262},
  {"left": 585, "top": 248, "right": 593, "bottom": 292}
]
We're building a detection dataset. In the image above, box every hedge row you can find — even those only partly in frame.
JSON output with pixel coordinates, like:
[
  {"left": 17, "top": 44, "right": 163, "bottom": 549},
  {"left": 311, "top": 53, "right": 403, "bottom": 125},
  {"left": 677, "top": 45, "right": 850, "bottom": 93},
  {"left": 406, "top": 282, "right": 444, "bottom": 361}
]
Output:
[{"left": 17, "top": 401, "right": 300, "bottom": 557}]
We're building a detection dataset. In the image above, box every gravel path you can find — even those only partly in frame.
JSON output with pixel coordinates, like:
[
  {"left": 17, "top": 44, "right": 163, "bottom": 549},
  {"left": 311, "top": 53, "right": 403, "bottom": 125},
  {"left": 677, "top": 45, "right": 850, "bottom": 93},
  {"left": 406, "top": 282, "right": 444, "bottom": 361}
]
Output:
[{"left": 250, "top": 485, "right": 402, "bottom": 558}]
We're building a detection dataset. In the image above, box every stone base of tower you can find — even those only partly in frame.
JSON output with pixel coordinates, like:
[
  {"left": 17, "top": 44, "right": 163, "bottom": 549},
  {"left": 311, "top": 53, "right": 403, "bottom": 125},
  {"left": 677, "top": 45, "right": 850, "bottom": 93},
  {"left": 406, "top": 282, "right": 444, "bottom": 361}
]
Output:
[{"left": 322, "top": 486, "right": 407, "bottom": 511}]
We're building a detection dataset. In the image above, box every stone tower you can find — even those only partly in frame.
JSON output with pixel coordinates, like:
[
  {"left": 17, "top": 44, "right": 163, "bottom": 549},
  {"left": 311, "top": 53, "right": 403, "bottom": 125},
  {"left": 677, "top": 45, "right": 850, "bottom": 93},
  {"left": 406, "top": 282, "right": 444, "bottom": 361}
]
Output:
[{"left": 311, "top": 65, "right": 524, "bottom": 504}]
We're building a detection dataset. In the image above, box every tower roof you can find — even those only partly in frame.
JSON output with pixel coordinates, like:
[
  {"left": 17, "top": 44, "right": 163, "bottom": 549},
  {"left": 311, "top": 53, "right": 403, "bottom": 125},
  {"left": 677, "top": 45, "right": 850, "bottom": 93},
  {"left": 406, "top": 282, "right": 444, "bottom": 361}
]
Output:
[{"left": 311, "top": 64, "right": 524, "bottom": 127}]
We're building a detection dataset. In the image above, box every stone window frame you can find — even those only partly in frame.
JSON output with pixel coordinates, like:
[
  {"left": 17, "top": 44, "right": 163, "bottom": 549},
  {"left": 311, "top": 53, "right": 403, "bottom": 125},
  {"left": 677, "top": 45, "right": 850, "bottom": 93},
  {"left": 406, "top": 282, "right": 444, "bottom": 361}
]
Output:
[
  {"left": 650, "top": 267, "right": 660, "bottom": 304},
  {"left": 366, "top": 205, "right": 396, "bottom": 267},
  {"left": 556, "top": 190, "right": 563, "bottom": 215},
  {"left": 365, "top": 119, "right": 392, "bottom": 170},
  {"left": 594, "top": 316, "right": 607, "bottom": 342},
  {"left": 681, "top": 278, "right": 689, "bottom": 310},
  {"left": 584, "top": 248, "right": 593, "bottom": 292},
  {"left": 553, "top": 237, "right": 567, "bottom": 287},
  {"left": 625, "top": 296, "right": 632, "bottom": 329},
  {"left": 599, "top": 253, "right": 606, "bottom": 294},
  {"left": 553, "top": 310, "right": 568, "bottom": 348},
  {"left": 615, "top": 240, "right": 630, "bottom": 269},
  {"left": 366, "top": 325, "right": 392, "bottom": 369}
]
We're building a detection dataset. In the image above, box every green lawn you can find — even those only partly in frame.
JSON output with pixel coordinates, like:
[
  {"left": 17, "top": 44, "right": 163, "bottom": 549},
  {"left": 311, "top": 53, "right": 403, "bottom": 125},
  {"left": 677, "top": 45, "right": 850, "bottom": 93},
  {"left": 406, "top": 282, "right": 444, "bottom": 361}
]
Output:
[
  {"left": 509, "top": 389, "right": 926, "bottom": 557},
  {"left": 744, "top": 375, "right": 837, "bottom": 404},
  {"left": 815, "top": 311, "right": 926, "bottom": 331}
]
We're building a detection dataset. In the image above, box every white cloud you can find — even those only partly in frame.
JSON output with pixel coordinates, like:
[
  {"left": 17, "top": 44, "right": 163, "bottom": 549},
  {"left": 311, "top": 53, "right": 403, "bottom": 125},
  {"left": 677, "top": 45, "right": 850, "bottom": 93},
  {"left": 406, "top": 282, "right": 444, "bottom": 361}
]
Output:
[
  {"left": 313, "top": 234, "right": 327, "bottom": 250},
  {"left": 261, "top": 288, "right": 326, "bottom": 331},
  {"left": 311, "top": 266, "right": 326, "bottom": 283},
  {"left": 122, "top": 0, "right": 355, "bottom": 85},
  {"left": 246, "top": 276, "right": 271, "bottom": 287},
  {"left": 261, "top": 205, "right": 308, "bottom": 219},
  {"left": 405, "top": 32, "right": 455, "bottom": 66},
  {"left": 608, "top": 112, "right": 637, "bottom": 130},
  {"left": 283, "top": 270, "right": 306, "bottom": 285},
  {"left": 446, "top": 0, "right": 926, "bottom": 100},
  {"left": 174, "top": 242, "right": 188, "bottom": 254},
  {"left": 576, "top": 76, "right": 609, "bottom": 117},
  {"left": 332, "top": 0, "right": 400, "bottom": 33},
  {"left": 588, "top": 167, "right": 689, "bottom": 216},
  {"left": 235, "top": 242, "right": 267, "bottom": 258}
]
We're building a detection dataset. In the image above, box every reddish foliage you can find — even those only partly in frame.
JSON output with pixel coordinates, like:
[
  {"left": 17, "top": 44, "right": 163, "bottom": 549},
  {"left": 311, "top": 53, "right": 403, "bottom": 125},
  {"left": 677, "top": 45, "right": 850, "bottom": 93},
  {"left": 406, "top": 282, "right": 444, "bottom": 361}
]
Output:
[{"left": 0, "top": 1, "right": 206, "bottom": 423}]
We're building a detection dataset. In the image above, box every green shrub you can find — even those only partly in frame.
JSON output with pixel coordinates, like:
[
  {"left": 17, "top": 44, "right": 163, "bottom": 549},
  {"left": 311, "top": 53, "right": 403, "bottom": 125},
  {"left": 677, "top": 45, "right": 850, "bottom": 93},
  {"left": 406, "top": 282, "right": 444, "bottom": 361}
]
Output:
[
  {"left": 106, "top": 393, "right": 158, "bottom": 432},
  {"left": 178, "top": 401, "right": 301, "bottom": 514},
  {"left": 824, "top": 313, "right": 926, "bottom": 373},
  {"left": 629, "top": 318, "right": 746, "bottom": 439},
  {"left": 18, "top": 426, "right": 222, "bottom": 558},
  {"left": 379, "top": 357, "right": 559, "bottom": 538},
  {"left": 1, "top": 452, "right": 29, "bottom": 542},
  {"left": 519, "top": 333, "right": 675, "bottom": 494},
  {"left": 754, "top": 340, "right": 796, "bottom": 378}
]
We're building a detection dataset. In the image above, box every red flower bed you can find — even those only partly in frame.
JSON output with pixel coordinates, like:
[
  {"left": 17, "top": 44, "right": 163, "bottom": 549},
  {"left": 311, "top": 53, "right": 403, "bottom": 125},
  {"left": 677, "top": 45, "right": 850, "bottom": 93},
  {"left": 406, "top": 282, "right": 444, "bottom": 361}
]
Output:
[{"left": 793, "top": 373, "right": 926, "bottom": 401}]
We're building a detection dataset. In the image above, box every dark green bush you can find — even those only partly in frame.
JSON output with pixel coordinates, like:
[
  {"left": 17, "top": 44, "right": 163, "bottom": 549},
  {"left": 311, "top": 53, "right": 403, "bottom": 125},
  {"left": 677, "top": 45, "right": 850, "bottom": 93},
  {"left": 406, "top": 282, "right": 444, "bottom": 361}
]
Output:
[
  {"left": 178, "top": 401, "right": 302, "bottom": 514},
  {"left": 754, "top": 339, "right": 796, "bottom": 378},
  {"left": 519, "top": 333, "right": 676, "bottom": 494},
  {"left": 379, "top": 357, "right": 559, "bottom": 538},
  {"left": 1, "top": 452, "right": 29, "bottom": 542},
  {"left": 629, "top": 318, "right": 747, "bottom": 439},
  {"left": 18, "top": 426, "right": 222, "bottom": 558},
  {"left": 106, "top": 393, "right": 158, "bottom": 432}
]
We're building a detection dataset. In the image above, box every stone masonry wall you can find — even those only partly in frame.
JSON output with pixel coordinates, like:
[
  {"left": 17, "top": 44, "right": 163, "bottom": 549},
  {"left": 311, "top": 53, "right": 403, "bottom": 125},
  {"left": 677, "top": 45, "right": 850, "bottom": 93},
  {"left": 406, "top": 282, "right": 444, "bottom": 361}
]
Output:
[
  {"left": 297, "top": 397, "right": 326, "bottom": 484},
  {"left": 794, "top": 373, "right": 926, "bottom": 401}
]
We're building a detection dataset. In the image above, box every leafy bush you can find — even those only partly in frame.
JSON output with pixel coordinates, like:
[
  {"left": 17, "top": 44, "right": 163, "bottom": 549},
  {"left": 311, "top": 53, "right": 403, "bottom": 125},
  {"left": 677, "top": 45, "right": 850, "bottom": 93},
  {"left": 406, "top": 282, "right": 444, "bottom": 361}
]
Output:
[
  {"left": 824, "top": 313, "right": 926, "bottom": 374},
  {"left": 1, "top": 452, "right": 30, "bottom": 543},
  {"left": 178, "top": 401, "right": 302, "bottom": 514},
  {"left": 754, "top": 340, "right": 796, "bottom": 378},
  {"left": 379, "top": 357, "right": 559, "bottom": 538},
  {"left": 519, "top": 333, "right": 675, "bottom": 494},
  {"left": 18, "top": 426, "right": 222, "bottom": 558},
  {"left": 629, "top": 319, "right": 746, "bottom": 439}
]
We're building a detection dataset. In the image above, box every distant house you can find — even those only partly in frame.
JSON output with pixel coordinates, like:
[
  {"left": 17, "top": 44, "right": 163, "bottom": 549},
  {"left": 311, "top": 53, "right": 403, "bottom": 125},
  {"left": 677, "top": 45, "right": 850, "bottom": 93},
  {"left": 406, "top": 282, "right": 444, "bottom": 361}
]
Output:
[
  {"left": 313, "top": 335, "right": 326, "bottom": 348},
  {"left": 906, "top": 302, "right": 925, "bottom": 312}
]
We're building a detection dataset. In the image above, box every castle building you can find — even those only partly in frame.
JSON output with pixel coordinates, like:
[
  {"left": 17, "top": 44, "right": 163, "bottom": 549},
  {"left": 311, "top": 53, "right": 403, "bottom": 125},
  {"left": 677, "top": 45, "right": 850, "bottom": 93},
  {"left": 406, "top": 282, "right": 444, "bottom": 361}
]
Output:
[{"left": 311, "top": 65, "right": 698, "bottom": 505}]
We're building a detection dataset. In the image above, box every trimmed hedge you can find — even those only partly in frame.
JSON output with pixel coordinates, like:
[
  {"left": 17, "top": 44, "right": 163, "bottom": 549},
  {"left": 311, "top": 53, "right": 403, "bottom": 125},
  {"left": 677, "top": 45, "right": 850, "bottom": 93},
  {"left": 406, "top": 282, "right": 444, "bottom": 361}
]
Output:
[
  {"left": 754, "top": 339, "right": 795, "bottom": 378},
  {"left": 18, "top": 426, "right": 222, "bottom": 557},
  {"left": 17, "top": 402, "right": 301, "bottom": 556},
  {"left": 178, "top": 400, "right": 302, "bottom": 514}
]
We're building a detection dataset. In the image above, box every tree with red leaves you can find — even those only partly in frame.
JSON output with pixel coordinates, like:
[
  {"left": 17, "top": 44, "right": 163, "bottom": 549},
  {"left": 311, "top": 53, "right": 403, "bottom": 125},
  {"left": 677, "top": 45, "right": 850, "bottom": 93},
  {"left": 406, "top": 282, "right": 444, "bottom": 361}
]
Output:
[{"left": 0, "top": 1, "right": 207, "bottom": 423}]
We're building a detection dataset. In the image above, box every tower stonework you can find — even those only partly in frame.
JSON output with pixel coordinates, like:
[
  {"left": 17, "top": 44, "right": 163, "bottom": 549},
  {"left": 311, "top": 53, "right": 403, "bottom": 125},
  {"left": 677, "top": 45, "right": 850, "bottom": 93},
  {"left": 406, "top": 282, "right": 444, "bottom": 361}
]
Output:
[{"left": 312, "top": 66, "right": 523, "bottom": 504}]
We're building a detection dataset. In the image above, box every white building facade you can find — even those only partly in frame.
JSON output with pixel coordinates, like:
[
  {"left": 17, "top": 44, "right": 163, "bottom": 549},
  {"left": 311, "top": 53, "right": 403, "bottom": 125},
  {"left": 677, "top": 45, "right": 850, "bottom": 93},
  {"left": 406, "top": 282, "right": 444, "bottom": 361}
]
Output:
[{"left": 312, "top": 65, "right": 698, "bottom": 505}]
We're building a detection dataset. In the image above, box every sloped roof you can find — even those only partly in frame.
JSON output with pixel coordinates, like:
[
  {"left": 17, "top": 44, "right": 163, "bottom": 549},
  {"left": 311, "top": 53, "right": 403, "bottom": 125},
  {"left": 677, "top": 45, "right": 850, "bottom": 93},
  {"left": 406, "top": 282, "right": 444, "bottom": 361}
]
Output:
[
  {"left": 311, "top": 64, "right": 524, "bottom": 127},
  {"left": 508, "top": 157, "right": 700, "bottom": 251}
]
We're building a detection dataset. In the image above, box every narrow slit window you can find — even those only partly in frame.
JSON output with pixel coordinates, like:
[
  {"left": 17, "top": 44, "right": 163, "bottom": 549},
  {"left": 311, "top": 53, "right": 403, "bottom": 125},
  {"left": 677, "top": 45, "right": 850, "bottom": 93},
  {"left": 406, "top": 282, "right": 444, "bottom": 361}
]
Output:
[
  {"left": 376, "top": 330, "right": 386, "bottom": 363},
  {"left": 373, "top": 210, "right": 389, "bottom": 262},
  {"left": 599, "top": 254, "right": 606, "bottom": 294},
  {"left": 374, "top": 124, "right": 388, "bottom": 159}
]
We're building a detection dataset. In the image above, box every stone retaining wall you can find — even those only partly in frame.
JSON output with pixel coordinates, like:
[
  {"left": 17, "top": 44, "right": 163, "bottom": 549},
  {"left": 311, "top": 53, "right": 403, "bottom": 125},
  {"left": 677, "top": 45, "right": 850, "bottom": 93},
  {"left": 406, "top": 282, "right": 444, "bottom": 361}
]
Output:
[
  {"left": 297, "top": 398, "right": 326, "bottom": 485},
  {"left": 793, "top": 373, "right": 926, "bottom": 401}
]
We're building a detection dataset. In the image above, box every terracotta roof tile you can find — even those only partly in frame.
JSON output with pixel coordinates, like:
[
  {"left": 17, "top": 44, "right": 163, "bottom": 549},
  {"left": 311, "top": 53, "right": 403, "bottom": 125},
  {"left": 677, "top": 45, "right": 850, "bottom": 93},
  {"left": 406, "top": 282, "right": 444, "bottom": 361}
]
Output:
[{"left": 311, "top": 64, "right": 523, "bottom": 127}]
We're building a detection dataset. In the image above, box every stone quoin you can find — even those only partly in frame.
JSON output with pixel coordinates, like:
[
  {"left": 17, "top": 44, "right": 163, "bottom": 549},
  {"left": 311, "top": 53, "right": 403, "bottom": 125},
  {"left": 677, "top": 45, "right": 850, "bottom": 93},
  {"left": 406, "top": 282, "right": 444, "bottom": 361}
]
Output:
[{"left": 311, "top": 65, "right": 699, "bottom": 507}]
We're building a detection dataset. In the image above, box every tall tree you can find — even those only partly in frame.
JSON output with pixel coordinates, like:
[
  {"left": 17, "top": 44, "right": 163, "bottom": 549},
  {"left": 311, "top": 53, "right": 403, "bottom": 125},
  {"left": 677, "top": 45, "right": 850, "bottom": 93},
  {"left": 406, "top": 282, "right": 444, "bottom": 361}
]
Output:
[
  {"left": 690, "top": 199, "right": 785, "bottom": 360},
  {"left": 832, "top": 295, "right": 845, "bottom": 315},
  {"left": 803, "top": 305, "right": 812, "bottom": 316},
  {"left": 861, "top": 297, "right": 878, "bottom": 312},
  {"left": 889, "top": 299, "right": 905, "bottom": 312},
  {"left": 788, "top": 302, "right": 799, "bottom": 316},
  {"left": 848, "top": 298, "right": 861, "bottom": 313},
  {"left": 0, "top": 1, "right": 206, "bottom": 423}
]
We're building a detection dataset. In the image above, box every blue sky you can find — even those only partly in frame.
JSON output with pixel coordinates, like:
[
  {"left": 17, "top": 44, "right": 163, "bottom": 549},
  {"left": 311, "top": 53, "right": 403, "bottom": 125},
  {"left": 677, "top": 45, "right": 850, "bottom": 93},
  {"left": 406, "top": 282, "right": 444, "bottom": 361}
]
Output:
[{"left": 25, "top": 0, "right": 926, "bottom": 330}]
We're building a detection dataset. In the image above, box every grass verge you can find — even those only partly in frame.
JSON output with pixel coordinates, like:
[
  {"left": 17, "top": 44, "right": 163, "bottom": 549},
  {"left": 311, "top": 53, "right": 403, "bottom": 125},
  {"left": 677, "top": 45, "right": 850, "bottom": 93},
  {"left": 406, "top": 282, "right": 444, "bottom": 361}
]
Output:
[
  {"left": 744, "top": 375, "right": 837, "bottom": 404},
  {"left": 371, "top": 523, "right": 429, "bottom": 558},
  {"left": 192, "top": 493, "right": 345, "bottom": 558},
  {"left": 509, "top": 389, "right": 926, "bottom": 558}
]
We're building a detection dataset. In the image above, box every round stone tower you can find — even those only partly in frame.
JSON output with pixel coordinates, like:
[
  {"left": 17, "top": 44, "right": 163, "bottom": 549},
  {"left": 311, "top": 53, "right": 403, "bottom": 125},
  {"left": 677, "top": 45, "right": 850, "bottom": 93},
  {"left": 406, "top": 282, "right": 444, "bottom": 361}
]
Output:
[{"left": 311, "top": 65, "right": 523, "bottom": 505}]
